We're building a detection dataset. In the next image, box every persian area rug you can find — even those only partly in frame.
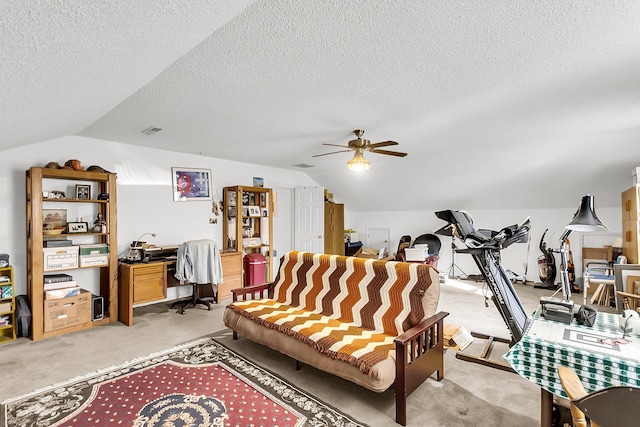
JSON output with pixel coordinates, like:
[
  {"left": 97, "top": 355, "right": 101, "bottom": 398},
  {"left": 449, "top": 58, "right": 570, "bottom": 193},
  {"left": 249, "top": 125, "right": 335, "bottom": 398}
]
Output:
[{"left": 1, "top": 338, "right": 368, "bottom": 427}]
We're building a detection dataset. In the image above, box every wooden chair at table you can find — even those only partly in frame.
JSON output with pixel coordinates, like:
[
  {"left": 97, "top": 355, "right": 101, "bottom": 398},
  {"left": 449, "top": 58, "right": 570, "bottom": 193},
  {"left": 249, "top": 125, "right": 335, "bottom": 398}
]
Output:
[
  {"left": 558, "top": 365, "right": 640, "bottom": 427},
  {"left": 557, "top": 365, "right": 599, "bottom": 427}
]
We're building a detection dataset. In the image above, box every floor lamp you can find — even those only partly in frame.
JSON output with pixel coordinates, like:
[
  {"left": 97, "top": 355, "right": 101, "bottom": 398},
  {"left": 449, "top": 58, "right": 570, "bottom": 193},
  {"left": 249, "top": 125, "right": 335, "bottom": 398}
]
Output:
[{"left": 540, "top": 195, "right": 607, "bottom": 323}]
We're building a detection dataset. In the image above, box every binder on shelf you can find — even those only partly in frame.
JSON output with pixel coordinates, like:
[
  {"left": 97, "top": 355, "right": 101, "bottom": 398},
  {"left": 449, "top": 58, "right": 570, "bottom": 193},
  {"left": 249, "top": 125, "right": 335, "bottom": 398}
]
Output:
[
  {"left": 43, "top": 239, "right": 73, "bottom": 248},
  {"left": 44, "top": 273, "right": 74, "bottom": 284},
  {"left": 44, "top": 280, "right": 78, "bottom": 291}
]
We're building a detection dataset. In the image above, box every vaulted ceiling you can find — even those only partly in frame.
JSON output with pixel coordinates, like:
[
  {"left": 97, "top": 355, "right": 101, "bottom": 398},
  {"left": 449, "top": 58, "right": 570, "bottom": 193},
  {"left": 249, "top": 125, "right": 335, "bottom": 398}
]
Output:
[{"left": 2, "top": 1, "right": 640, "bottom": 212}]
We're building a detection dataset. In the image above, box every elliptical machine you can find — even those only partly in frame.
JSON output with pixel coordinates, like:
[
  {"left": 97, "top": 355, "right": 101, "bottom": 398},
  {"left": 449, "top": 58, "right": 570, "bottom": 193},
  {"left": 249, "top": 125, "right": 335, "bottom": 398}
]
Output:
[{"left": 536, "top": 229, "right": 557, "bottom": 290}]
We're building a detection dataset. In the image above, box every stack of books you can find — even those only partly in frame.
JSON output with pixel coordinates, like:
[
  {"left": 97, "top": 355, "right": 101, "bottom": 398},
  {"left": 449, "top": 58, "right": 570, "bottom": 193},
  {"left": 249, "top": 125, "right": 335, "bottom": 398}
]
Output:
[
  {"left": 43, "top": 273, "right": 80, "bottom": 300},
  {"left": 43, "top": 239, "right": 73, "bottom": 248}
]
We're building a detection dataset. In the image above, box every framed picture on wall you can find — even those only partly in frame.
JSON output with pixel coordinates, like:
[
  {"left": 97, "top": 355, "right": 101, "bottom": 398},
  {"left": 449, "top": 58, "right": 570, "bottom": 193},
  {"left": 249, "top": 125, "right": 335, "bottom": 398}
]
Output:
[{"left": 172, "top": 167, "right": 212, "bottom": 201}]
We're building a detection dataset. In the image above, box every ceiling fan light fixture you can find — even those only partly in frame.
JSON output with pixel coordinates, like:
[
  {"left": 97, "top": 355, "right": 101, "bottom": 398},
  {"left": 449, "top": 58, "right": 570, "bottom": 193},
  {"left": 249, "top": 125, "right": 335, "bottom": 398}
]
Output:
[{"left": 346, "top": 150, "right": 370, "bottom": 171}]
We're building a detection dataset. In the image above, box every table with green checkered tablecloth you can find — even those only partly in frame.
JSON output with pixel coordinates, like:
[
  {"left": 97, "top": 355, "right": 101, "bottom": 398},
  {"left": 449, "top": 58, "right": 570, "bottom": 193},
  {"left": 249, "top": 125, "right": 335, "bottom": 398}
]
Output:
[{"left": 504, "top": 307, "right": 640, "bottom": 399}]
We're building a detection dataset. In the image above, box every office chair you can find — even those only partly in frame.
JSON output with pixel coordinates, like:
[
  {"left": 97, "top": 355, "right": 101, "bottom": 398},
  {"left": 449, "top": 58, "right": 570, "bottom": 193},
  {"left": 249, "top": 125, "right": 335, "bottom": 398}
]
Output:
[
  {"left": 413, "top": 233, "right": 441, "bottom": 268},
  {"left": 395, "top": 235, "right": 412, "bottom": 261},
  {"left": 171, "top": 239, "right": 223, "bottom": 314},
  {"left": 413, "top": 234, "right": 442, "bottom": 255}
]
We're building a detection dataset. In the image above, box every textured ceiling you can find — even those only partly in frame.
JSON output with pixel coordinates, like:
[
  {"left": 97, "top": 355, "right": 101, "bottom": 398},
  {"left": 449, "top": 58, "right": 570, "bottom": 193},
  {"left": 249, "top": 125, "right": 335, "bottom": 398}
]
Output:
[{"left": 2, "top": 0, "right": 640, "bottom": 212}]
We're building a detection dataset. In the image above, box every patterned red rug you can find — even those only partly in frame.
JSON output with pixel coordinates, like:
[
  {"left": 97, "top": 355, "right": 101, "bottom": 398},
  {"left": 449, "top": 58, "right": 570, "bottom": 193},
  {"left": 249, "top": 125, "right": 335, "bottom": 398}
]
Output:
[{"left": 1, "top": 338, "right": 368, "bottom": 427}]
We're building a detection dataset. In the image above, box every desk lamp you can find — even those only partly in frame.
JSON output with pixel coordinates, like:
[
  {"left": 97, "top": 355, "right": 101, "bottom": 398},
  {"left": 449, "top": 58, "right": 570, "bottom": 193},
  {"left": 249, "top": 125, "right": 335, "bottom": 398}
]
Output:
[
  {"left": 540, "top": 195, "right": 607, "bottom": 323},
  {"left": 126, "top": 232, "right": 157, "bottom": 262}
]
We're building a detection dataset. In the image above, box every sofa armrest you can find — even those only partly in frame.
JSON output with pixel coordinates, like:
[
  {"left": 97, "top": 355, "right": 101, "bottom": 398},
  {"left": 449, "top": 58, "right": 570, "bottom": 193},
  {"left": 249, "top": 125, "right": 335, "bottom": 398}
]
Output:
[
  {"left": 395, "top": 311, "right": 449, "bottom": 344},
  {"left": 231, "top": 282, "right": 273, "bottom": 302},
  {"left": 393, "top": 311, "right": 449, "bottom": 426}
]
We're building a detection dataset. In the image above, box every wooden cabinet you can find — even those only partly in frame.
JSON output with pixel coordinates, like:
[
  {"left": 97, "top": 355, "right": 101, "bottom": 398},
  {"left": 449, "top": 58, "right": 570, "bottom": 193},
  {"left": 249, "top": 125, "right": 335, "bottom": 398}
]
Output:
[
  {"left": 118, "top": 261, "right": 172, "bottom": 326},
  {"left": 324, "top": 202, "right": 344, "bottom": 255},
  {"left": 26, "top": 167, "right": 118, "bottom": 340},
  {"left": 223, "top": 186, "right": 274, "bottom": 282},
  {"left": 622, "top": 185, "right": 640, "bottom": 263},
  {"left": 218, "top": 252, "right": 242, "bottom": 301},
  {"left": 0, "top": 266, "right": 16, "bottom": 344}
]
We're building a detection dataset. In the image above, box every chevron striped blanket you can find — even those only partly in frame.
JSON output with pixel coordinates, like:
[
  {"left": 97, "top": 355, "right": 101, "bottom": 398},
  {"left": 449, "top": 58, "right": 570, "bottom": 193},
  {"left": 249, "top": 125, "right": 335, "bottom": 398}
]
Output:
[{"left": 227, "top": 251, "right": 436, "bottom": 375}]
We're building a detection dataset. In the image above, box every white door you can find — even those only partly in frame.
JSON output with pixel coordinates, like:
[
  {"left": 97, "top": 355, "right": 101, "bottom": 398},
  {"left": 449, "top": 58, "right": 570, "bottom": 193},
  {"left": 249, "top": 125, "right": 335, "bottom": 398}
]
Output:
[
  {"left": 294, "top": 187, "right": 325, "bottom": 253},
  {"left": 366, "top": 227, "right": 391, "bottom": 257}
]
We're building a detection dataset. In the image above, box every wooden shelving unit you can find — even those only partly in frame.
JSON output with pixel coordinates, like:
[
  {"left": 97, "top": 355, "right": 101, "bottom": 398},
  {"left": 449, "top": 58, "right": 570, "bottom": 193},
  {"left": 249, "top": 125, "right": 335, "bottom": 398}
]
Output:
[
  {"left": 26, "top": 167, "right": 118, "bottom": 340},
  {"left": 223, "top": 185, "right": 273, "bottom": 283},
  {"left": 0, "top": 266, "right": 16, "bottom": 344}
]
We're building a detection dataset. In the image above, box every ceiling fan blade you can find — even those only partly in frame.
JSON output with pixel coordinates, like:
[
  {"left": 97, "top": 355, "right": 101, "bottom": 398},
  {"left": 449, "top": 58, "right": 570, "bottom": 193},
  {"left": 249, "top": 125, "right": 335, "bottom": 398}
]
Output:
[
  {"left": 322, "top": 143, "right": 352, "bottom": 149},
  {"left": 368, "top": 140, "right": 399, "bottom": 149},
  {"left": 370, "top": 149, "right": 407, "bottom": 157},
  {"left": 312, "top": 149, "right": 353, "bottom": 157}
]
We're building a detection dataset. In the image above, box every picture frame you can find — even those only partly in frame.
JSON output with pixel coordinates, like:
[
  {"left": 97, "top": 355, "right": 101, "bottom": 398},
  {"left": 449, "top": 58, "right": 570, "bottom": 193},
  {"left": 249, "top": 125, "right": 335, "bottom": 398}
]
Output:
[
  {"left": 43, "top": 209, "right": 67, "bottom": 229},
  {"left": 172, "top": 167, "right": 212, "bottom": 201},
  {"left": 253, "top": 177, "right": 264, "bottom": 188},
  {"left": 67, "top": 222, "right": 88, "bottom": 234},
  {"left": 614, "top": 264, "right": 640, "bottom": 309},
  {"left": 75, "top": 184, "right": 91, "bottom": 200},
  {"left": 247, "top": 206, "right": 261, "bottom": 217}
]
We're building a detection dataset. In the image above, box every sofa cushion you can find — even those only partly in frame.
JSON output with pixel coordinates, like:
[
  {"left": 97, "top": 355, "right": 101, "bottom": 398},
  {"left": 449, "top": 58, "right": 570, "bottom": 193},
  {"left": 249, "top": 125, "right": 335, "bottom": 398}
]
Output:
[{"left": 223, "top": 308, "right": 397, "bottom": 392}]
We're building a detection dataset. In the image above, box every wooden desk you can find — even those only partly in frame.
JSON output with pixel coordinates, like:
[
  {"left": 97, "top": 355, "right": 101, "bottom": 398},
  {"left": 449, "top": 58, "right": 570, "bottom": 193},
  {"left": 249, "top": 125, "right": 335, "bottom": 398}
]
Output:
[
  {"left": 118, "top": 251, "right": 243, "bottom": 325},
  {"left": 505, "top": 309, "right": 640, "bottom": 427}
]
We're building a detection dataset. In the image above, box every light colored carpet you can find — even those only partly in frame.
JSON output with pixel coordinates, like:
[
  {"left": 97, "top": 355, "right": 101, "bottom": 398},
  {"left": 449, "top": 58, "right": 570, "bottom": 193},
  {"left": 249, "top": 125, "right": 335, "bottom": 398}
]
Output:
[{"left": 1, "top": 277, "right": 596, "bottom": 426}]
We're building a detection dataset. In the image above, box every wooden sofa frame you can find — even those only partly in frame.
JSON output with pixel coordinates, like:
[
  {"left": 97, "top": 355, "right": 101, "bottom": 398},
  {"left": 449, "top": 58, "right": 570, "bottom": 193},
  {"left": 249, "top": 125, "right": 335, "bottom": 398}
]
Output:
[{"left": 230, "top": 282, "right": 449, "bottom": 426}]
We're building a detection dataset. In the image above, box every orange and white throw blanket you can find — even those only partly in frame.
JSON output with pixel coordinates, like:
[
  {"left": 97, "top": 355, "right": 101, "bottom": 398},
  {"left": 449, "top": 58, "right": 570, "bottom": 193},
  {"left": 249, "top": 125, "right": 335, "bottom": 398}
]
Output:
[{"left": 227, "top": 251, "right": 435, "bottom": 375}]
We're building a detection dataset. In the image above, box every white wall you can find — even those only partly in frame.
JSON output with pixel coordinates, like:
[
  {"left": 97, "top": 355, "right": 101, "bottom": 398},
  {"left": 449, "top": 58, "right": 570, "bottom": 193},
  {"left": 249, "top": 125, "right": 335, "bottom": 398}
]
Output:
[
  {"left": 0, "top": 135, "right": 624, "bottom": 299},
  {"left": 345, "top": 206, "right": 622, "bottom": 284},
  {"left": 0, "top": 135, "right": 318, "bottom": 298}
]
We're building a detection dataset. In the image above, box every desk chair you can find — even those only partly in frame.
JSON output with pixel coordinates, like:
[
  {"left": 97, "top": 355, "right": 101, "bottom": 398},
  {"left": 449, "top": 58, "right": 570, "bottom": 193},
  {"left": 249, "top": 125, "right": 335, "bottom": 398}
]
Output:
[
  {"left": 559, "top": 365, "right": 640, "bottom": 427},
  {"left": 413, "top": 233, "right": 441, "bottom": 268},
  {"left": 171, "top": 239, "right": 222, "bottom": 315},
  {"left": 584, "top": 262, "right": 616, "bottom": 308},
  {"left": 395, "top": 235, "right": 411, "bottom": 261}
]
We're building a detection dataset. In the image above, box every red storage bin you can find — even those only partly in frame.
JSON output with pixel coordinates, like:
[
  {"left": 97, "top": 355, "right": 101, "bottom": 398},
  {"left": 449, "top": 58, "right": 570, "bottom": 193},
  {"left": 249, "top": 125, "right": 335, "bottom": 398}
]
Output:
[{"left": 244, "top": 253, "right": 267, "bottom": 286}]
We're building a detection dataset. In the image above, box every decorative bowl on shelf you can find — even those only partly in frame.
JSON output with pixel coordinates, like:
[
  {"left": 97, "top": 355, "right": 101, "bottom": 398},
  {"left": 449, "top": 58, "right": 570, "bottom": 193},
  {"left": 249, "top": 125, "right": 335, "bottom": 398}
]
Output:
[{"left": 43, "top": 228, "right": 65, "bottom": 235}]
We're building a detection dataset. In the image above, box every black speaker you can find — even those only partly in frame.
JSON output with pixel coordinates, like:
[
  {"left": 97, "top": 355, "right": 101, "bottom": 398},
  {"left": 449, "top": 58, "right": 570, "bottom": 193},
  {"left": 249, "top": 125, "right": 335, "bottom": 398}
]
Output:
[{"left": 92, "top": 295, "right": 104, "bottom": 321}]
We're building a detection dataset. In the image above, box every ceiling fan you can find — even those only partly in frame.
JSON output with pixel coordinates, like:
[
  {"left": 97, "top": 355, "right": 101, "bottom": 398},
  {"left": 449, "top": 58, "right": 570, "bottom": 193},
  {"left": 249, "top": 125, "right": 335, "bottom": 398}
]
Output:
[{"left": 312, "top": 130, "right": 407, "bottom": 171}]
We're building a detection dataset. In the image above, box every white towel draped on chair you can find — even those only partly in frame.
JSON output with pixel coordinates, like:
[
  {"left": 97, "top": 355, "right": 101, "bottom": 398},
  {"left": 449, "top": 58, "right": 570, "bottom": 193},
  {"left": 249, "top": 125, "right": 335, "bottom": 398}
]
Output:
[{"left": 174, "top": 239, "right": 223, "bottom": 285}]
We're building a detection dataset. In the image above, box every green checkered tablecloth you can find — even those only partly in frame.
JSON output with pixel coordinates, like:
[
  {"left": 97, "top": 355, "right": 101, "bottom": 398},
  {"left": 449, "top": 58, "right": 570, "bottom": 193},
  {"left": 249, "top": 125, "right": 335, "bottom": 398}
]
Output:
[{"left": 504, "top": 308, "right": 640, "bottom": 398}]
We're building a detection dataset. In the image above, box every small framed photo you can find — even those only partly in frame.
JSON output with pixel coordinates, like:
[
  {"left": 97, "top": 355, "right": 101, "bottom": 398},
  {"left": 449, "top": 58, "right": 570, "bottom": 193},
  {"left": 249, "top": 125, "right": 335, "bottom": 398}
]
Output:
[
  {"left": 247, "top": 206, "right": 261, "bottom": 217},
  {"left": 75, "top": 184, "right": 91, "bottom": 200},
  {"left": 67, "top": 222, "right": 88, "bottom": 233}
]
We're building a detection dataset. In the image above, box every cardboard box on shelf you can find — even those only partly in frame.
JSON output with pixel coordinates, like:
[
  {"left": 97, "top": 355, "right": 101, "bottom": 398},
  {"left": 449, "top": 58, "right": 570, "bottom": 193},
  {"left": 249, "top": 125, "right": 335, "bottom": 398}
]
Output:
[
  {"left": 79, "top": 244, "right": 109, "bottom": 267},
  {"left": 45, "top": 286, "right": 81, "bottom": 300},
  {"left": 0, "top": 301, "right": 11, "bottom": 313},
  {"left": 43, "top": 246, "right": 79, "bottom": 271},
  {"left": 43, "top": 290, "right": 91, "bottom": 332}
]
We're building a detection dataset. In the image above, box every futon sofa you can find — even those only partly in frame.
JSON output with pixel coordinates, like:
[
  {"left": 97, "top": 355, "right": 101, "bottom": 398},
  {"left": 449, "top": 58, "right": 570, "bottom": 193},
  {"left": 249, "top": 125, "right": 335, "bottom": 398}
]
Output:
[{"left": 223, "top": 251, "right": 449, "bottom": 425}]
